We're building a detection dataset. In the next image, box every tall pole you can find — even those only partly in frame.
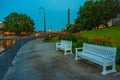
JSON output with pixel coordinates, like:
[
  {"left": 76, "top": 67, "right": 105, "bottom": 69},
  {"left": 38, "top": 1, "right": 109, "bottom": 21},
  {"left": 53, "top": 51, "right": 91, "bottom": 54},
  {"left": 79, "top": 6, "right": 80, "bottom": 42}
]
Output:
[
  {"left": 39, "top": 7, "right": 46, "bottom": 36},
  {"left": 68, "top": 8, "right": 70, "bottom": 25},
  {"left": 44, "top": 10, "right": 46, "bottom": 34}
]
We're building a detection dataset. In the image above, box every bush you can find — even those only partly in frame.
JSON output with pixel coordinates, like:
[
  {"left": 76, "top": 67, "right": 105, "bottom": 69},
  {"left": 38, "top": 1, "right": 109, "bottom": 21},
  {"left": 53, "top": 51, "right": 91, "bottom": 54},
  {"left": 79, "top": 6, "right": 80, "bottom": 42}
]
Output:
[
  {"left": 91, "top": 36, "right": 112, "bottom": 47},
  {"left": 72, "top": 42, "right": 78, "bottom": 54},
  {"left": 44, "top": 36, "right": 51, "bottom": 41},
  {"left": 65, "top": 34, "right": 77, "bottom": 42},
  {"left": 116, "top": 65, "right": 120, "bottom": 72},
  {"left": 116, "top": 45, "right": 120, "bottom": 64},
  {"left": 58, "top": 36, "right": 66, "bottom": 40},
  {"left": 44, "top": 36, "right": 60, "bottom": 42},
  {"left": 77, "top": 40, "right": 83, "bottom": 47},
  {"left": 51, "top": 36, "right": 59, "bottom": 42}
]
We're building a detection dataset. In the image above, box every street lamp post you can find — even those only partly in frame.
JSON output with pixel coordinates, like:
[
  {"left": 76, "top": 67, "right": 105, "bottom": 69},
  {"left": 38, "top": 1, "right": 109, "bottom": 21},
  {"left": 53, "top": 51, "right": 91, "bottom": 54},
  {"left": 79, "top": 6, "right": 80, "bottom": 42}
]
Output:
[{"left": 39, "top": 7, "right": 46, "bottom": 36}]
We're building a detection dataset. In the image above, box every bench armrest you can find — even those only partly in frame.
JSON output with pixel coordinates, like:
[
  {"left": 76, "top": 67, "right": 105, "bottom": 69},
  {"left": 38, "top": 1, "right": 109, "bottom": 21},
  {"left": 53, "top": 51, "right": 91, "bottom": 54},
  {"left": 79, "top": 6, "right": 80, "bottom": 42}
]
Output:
[
  {"left": 75, "top": 48, "right": 83, "bottom": 53},
  {"left": 56, "top": 42, "right": 61, "bottom": 45}
]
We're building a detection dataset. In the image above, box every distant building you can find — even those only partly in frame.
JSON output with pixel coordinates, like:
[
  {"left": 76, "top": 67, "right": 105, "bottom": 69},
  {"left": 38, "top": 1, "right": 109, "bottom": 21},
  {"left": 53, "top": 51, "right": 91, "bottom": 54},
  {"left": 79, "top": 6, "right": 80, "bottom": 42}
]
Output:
[
  {"left": 107, "top": 14, "right": 120, "bottom": 26},
  {"left": 61, "top": 29, "right": 67, "bottom": 32},
  {"left": 0, "top": 21, "right": 3, "bottom": 28},
  {"left": 34, "top": 30, "right": 44, "bottom": 36},
  {"left": 48, "top": 29, "right": 52, "bottom": 32},
  {"left": 0, "top": 22, "right": 3, "bottom": 35},
  {"left": 107, "top": 19, "right": 113, "bottom": 26},
  {"left": 112, "top": 14, "right": 120, "bottom": 25}
]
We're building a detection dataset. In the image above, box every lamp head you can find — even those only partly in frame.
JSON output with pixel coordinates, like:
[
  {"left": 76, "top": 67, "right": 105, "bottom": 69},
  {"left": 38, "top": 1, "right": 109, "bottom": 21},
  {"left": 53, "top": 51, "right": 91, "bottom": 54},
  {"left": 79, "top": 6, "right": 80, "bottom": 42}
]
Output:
[{"left": 39, "top": 7, "right": 43, "bottom": 13}]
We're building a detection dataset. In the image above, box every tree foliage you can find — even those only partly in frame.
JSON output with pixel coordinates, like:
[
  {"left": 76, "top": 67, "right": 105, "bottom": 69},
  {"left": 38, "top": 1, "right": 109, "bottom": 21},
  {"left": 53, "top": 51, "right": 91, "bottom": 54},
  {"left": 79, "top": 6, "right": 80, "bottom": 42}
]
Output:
[
  {"left": 77, "top": 0, "right": 120, "bottom": 30},
  {"left": 67, "top": 22, "right": 81, "bottom": 33},
  {"left": 3, "top": 12, "right": 34, "bottom": 36}
]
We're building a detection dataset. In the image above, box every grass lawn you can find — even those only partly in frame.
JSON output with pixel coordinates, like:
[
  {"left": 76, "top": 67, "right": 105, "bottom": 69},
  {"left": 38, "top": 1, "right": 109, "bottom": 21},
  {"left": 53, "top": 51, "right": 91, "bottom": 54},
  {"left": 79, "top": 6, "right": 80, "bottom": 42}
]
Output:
[{"left": 81, "top": 25, "right": 120, "bottom": 42}]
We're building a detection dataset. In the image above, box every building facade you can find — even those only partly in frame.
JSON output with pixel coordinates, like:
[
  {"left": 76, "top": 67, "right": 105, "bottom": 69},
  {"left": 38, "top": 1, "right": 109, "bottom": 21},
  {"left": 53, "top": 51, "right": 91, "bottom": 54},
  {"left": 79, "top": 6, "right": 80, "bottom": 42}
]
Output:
[
  {"left": 0, "top": 22, "right": 3, "bottom": 28},
  {"left": 107, "top": 14, "right": 120, "bottom": 26}
]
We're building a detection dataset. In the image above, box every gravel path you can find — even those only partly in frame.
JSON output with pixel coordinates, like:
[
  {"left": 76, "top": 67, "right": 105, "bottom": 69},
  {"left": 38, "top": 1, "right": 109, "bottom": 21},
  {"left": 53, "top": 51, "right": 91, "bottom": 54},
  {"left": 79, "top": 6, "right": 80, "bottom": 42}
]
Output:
[{"left": 3, "top": 38, "right": 120, "bottom": 80}]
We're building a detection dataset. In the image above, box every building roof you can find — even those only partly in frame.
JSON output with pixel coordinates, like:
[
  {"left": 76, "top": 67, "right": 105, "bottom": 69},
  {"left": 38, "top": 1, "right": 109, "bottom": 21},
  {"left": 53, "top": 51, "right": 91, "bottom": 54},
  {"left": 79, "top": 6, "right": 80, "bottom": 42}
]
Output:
[{"left": 0, "top": 21, "right": 2, "bottom": 24}]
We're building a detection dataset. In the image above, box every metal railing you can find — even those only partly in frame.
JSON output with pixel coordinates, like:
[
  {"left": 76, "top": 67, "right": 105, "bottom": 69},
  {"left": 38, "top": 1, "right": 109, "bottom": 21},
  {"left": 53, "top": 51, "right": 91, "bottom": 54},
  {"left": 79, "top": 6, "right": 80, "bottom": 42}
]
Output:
[{"left": 0, "top": 36, "right": 38, "bottom": 80}]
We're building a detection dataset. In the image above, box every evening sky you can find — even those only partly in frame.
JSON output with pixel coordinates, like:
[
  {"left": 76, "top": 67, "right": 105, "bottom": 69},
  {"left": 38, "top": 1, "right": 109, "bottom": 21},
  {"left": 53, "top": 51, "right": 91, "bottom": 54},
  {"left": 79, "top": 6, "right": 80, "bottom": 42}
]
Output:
[{"left": 0, "top": 0, "right": 86, "bottom": 31}]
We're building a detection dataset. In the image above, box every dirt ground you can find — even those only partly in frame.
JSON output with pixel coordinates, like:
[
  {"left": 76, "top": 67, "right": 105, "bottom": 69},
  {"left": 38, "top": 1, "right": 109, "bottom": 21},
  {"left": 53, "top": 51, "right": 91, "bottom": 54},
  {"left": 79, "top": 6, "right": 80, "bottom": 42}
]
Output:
[{"left": 3, "top": 38, "right": 120, "bottom": 80}]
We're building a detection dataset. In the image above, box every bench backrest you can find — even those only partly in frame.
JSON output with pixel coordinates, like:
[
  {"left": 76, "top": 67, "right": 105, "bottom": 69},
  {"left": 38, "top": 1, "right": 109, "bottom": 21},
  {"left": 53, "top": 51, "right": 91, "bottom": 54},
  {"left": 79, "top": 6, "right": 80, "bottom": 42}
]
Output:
[
  {"left": 83, "top": 43, "right": 117, "bottom": 59},
  {"left": 61, "top": 40, "right": 72, "bottom": 46}
]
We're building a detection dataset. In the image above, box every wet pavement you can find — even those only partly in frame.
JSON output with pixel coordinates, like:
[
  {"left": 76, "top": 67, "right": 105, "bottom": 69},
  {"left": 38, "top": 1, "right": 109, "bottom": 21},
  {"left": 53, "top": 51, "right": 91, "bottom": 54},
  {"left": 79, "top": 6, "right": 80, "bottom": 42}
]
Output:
[{"left": 3, "top": 38, "right": 120, "bottom": 80}]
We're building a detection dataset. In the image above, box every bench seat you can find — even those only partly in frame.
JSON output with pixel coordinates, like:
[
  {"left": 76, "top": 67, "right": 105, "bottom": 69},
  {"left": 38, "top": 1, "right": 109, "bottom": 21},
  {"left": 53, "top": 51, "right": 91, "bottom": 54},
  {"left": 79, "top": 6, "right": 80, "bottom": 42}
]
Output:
[{"left": 77, "top": 52, "right": 113, "bottom": 66}]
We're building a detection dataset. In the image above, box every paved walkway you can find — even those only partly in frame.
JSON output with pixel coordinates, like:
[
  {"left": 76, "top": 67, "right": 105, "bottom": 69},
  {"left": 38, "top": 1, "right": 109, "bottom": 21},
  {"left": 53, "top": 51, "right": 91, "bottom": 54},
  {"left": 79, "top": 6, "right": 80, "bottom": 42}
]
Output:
[{"left": 3, "top": 38, "right": 120, "bottom": 80}]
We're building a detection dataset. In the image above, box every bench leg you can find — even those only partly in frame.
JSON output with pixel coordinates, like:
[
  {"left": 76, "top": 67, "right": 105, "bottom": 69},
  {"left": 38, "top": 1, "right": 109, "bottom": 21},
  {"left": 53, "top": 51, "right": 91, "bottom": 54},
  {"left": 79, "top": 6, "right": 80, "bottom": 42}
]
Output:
[
  {"left": 64, "top": 50, "right": 67, "bottom": 55},
  {"left": 70, "top": 49, "right": 72, "bottom": 54},
  {"left": 112, "top": 63, "right": 117, "bottom": 72},
  {"left": 75, "top": 53, "right": 78, "bottom": 60},
  {"left": 101, "top": 64, "right": 107, "bottom": 75},
  {"left": 102, "top": 59, "right": 109, "bottom": 75},
  {"left": 56, "top": 47, "right": 58, "bottom": 50},
  {"left": 64, "top": 50, "right": 72, "bottom": 55},
  {"left": 102, "top": 64, "right": 117, "bottom": 75}
]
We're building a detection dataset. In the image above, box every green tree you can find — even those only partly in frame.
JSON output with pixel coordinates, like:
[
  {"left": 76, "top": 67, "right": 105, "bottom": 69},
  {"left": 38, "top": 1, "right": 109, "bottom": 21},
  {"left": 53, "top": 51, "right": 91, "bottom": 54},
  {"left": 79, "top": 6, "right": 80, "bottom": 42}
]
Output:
[
  {"left": 78, "top": 0, "right": 95, "bottom": 30},
  {"left": 98, "top": 0, "right": 120, "bottom": 26},
  {"left": 3, "top": 12, "right": 34, "bottom": 36},
  {"left": 77, "top": 0, "right": 120, "bottom": 30}
]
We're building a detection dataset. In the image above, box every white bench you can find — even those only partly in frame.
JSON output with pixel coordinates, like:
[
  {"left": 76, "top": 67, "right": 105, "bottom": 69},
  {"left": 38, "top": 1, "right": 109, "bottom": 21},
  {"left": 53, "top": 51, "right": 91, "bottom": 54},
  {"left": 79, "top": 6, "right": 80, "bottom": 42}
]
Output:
[
  {"left": 75, "top": 43, "right": 117, "bottom": 75},
  {"left": 56, "top": 40, "right": 72, "bottom": 55}
]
